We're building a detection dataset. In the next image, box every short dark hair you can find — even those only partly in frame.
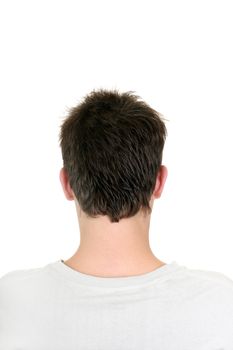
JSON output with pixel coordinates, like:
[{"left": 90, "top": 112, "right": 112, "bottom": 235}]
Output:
[{"left": 59, "top": 89, "right": 167, "bottom": 223}]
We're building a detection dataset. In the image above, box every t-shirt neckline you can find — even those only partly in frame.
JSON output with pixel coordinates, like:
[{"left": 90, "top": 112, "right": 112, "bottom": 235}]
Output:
[{"left": 49, "top": 259, "right": 181, "bottom": 289}]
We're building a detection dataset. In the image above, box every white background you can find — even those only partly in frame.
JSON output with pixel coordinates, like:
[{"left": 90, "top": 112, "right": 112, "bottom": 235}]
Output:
[{"left": 0, "top": 0, "right": 232, "bottom": 279}]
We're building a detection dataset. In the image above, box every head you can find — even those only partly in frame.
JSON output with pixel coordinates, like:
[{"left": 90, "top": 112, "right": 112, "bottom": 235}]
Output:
[{"left": 59, "top": 89, "right": 168, "bottom": 224}]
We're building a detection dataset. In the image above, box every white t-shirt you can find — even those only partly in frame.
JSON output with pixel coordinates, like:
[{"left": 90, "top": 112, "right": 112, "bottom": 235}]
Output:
[{"left": 0, "top": 259, "right": 233, "bottom": 350}]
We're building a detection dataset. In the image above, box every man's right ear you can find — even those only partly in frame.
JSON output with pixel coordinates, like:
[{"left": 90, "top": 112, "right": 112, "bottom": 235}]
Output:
[
  {"left": 153, "top": 165, "right": 168, "bottom": 199},
  {"left": 59, "top": 167, "right": 75, "bottom": 201}
]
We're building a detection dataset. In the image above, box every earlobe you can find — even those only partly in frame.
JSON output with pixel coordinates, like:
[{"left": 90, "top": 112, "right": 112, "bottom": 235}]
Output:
[{"left": 59, "top": 167, "right": 74, "bottom": 201}]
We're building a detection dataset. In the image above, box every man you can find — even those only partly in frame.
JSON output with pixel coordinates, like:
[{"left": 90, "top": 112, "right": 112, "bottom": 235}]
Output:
[{"left": 0, "top": 89, "right": 233, "bottom": 349}]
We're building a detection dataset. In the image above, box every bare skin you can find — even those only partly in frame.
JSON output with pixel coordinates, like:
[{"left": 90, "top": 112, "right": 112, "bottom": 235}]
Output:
[{"left": 59, "top": 165, "right": 168, "bottom": 278}]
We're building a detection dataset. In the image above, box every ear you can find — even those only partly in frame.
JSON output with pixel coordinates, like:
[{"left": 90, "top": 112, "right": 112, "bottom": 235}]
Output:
[
  {"left": 153, "top": 165, "right": 168, "bottom": 199},
  {"left": 59, "top": 167, "right": 75, "bottom": 201}
]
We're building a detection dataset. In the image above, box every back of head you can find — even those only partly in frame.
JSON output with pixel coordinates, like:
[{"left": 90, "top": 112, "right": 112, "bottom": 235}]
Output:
[{"left": 59, "top": 89, "right": 167, "bottom": 223}]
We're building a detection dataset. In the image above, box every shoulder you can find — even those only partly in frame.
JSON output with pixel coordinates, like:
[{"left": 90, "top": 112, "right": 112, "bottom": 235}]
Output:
[
  {"left": 176, "top": 263, "right": 233, "bottom": 294},
  {"left": 176, "top": 265, "right": 233, "bottom": 316},
  {"left": 182, "top": 265, "right": 233, "bottom": 289},
  {"left": 0, "top": 265, "right": 46, "bottom": 285},
  {"left": 0, "top": 263, "right": 55, "bottom": 302},
  {"left": 169, "top": 263, "right": 233, "bottom": 311},
  {"left": 168, "top": 264, "right": 233, "bottom": 344}
]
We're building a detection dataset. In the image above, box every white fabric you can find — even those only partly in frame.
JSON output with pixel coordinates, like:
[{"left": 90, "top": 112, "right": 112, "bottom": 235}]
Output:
[{"left": 0, "top": 259, "right": 233, "bottom": 349}]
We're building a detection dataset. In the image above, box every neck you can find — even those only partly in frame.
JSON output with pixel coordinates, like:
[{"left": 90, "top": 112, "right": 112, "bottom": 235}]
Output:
[{"left": 63, "top": 208, "right": 166, "bottom": 277}]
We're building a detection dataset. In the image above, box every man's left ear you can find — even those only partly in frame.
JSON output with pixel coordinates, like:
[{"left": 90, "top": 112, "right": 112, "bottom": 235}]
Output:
[
  {"left": 59, "top": 167, "right": 75, "bottom": 201},
  {"left": 153, "top": 165, "right": 168, "bottom": 199}
]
